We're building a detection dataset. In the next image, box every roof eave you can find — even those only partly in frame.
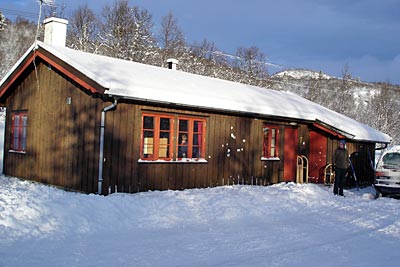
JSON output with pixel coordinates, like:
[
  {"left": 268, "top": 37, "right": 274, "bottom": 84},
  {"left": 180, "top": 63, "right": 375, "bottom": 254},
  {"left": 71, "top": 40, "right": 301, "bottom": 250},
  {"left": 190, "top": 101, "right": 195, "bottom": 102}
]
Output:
[
  {"left": 0, "top": 43, "right": 36, "bottom": 101},
  {"left": 0, "top": 42, "right": 107, "bottom": 102},
  {"left": 106, "top": 93, "right": 316, "bottom": 123}
]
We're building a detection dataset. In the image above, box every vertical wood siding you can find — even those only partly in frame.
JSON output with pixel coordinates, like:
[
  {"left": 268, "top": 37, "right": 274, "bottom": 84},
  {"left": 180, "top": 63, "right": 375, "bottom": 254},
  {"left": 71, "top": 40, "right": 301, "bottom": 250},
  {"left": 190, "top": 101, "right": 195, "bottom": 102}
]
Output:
[
  {"left": 2, "top": 62, "right": 379, "bottom": 194},
  {"left": 4, "top": 62, "right": 102, "bottom": 192},
  {"left": 102, "top": 104, "right": 284, "bottom": 194}
]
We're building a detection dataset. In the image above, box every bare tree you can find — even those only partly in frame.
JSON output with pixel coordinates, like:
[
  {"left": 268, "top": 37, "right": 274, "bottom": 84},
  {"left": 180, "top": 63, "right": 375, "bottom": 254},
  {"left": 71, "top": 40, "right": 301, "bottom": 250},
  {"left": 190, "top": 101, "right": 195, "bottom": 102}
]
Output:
[
  {"left": 191, "top": 39, "right": 230, "bottom": 66},
  {"left": 186, "top": 39, "right": 227, "bottom": 77},
  {"left": 100, "top": 0, "right": 135, "bottom": 59},
  {"left": 306, "top": 71, "right": 324, "bottom": 103},
  {"left": 0, "top": 11, "right": 6, "bottom": 30},
  {"left": 234, "top": 46, "right": 268, "bottom": 85},
  {"left": 99, "top": 0, "right": 155, "bottom": 62},
  {"left": 130, "top": 6, "right": 156, "bottom": 63},
  {"left": 327, "top": 63, "right": 353, "bottom": 115},
  {"left": 43, "top": 1, "right": 66, "bottom": 19},
  {"left": 67, "top": 5, "right": 99, "bottom": 52},
  {"left": 158, "top": 11, "right": 185, "bottom": 67},
  {"left": 0, "top": 18, "right": 36, "bottom": 79},
  {"left": 367, "top": 83, "right": 400, "bottom": 144}
]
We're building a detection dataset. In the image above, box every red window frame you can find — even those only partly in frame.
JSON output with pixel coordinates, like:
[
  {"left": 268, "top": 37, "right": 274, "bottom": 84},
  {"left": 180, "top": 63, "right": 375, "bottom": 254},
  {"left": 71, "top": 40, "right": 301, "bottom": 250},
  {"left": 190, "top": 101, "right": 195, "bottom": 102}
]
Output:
[
  {"left": 11, "top": 112, "right": 28, "bottom": 152},
  {"left": 263, "top": 124, "right": 279, "bottom": 158},
  {"left": 141, "top": 113, "right": 174, "bottom": 160},
  {"left": 140, "top": 113, "right": 207, "bottom": 161},
  {"left": 177, "top": 117, "right": 206, "bottom": 159}
]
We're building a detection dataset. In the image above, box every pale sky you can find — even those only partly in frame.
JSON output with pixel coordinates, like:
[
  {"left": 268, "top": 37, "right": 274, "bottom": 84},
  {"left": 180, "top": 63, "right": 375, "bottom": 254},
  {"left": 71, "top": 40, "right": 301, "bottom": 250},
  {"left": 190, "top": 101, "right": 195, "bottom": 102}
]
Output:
[{"left": 1, "top": 0, "right": 399, "bottom": 84}]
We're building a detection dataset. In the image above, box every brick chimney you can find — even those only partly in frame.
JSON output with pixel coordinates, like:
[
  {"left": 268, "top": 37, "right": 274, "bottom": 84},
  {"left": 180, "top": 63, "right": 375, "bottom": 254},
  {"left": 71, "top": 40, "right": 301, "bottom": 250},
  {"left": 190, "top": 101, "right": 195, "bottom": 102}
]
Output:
[{"left": 43, "top": 17, "right": 68, "bottom": 47}]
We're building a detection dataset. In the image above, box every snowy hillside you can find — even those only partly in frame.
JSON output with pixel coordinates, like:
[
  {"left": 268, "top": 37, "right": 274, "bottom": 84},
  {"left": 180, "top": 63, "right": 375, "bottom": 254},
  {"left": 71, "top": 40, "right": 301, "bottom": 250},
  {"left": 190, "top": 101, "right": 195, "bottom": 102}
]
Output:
[
  {"left": 272, "top": 69, "right": 333, "bottom": 80},
  {"left": 1, "top": 176, "right": 400, "bottom": 267}
]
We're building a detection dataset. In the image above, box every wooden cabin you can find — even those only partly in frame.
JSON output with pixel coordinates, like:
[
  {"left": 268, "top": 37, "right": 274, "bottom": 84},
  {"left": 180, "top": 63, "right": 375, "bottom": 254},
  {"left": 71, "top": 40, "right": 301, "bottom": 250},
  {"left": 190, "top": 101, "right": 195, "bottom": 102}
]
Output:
[{"left": 0, "top": 18, "right": 391, "bottom": 194}]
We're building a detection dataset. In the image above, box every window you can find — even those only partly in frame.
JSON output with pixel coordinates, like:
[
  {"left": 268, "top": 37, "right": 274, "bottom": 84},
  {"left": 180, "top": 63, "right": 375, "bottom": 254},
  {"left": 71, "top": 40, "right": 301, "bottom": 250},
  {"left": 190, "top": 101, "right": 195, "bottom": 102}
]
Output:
[
  {"left": 263, "top": 125, "right": 279, "bottom": 158},
  {"left": 177, "top": 118, "right": 205, "bottom": 159},
  {"left": 11, "top": 112, "right": 28, "bottom": 152},
  {"left": 141, "top": 114, "right": 174, "bottom": 160},
  {"left": 140, "top": 113, "right": 206, "bottom": 161}
]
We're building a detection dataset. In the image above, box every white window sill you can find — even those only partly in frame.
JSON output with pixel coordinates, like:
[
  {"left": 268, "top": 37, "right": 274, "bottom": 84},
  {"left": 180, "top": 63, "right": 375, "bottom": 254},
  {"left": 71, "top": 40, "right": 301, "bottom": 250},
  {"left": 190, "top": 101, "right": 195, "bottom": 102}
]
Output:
[
  {"left": 138, "top": 159, "right": 208, "bottom": 163},
  {"left": 261, "top": 157, "right": 280, "bottom": 161}
]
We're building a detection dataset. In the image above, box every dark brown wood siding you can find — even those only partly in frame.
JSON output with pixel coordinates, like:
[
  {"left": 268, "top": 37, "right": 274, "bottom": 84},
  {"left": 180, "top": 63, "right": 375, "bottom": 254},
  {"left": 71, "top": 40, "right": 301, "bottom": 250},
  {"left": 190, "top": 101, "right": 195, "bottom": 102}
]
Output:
[
  {"left": 3, "top": 61, "right": 102, "bottom": 193},
  {"left": 101, "top": 104, "right": 287, "bottom": 194},
  {"left": 2, "top": 60, "right": 378, "bottom": 194},
  {"left": 334, "top": 141, "right": 376, "bottom": 186},
  {"left": 324, "top": 136, "right": 376, "bottom": 186}
]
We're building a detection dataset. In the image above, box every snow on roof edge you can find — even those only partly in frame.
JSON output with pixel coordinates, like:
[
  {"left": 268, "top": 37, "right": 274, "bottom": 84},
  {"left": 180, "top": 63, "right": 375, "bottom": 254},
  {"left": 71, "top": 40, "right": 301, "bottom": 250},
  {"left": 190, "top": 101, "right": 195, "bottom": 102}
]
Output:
[
  {"left": 1, "top": 41, "right": 392, "bottom": 144},
  {"left": 37, "top": 41, "right": 111, "bottom": 89},
  {"left": 0, "top": 42, "right": 36, "bottom": 90}
]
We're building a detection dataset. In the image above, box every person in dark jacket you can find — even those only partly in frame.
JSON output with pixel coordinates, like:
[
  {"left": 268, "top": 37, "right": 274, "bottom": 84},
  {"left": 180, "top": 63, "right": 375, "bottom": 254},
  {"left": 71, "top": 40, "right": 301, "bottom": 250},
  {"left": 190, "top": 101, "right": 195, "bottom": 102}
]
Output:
[
  {"left": 333, "top": 139, "right": 349, "bottom": 196},
  {"left": 178, "top": 134, "right": 188, "bottom": 158}
]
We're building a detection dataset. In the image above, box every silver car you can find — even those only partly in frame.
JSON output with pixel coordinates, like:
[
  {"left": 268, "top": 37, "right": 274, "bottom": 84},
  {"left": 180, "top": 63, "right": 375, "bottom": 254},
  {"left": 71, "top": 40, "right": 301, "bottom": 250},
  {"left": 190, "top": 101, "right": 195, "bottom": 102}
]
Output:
[{"left": 374, "top": 146, "right": 400, "bottom": 197}]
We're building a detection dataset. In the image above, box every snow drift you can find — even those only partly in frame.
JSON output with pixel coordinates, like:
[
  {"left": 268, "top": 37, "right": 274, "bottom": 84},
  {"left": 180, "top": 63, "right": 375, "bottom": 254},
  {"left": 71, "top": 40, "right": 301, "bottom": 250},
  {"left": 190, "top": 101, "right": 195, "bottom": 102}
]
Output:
[{"left": 1, "top": 175, "right": 400, "bottom": 267}]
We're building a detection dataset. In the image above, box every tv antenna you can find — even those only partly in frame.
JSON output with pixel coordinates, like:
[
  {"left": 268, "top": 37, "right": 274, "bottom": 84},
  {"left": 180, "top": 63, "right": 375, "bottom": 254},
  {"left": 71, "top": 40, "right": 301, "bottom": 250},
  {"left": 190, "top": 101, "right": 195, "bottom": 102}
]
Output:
[
  {"left": 35, "top": 0, "right": 56, "bottom": 42},
  {"left": 33, "top": 0, "right": 57, "bottom": 104}
]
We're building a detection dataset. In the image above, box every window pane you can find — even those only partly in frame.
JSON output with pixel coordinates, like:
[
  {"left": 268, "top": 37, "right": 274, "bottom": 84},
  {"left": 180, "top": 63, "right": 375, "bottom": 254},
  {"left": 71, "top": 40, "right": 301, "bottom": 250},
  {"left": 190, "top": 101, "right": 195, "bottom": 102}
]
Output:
[
  {"left": 179, "top": 120, "right": 188, "bottom": 132},
  {"left": 14, "top": 116, "right": 20, "bottom": 127},
  {"left": 144, "top": 130, "right": 154, "bottom": 138},
  {"left": 160, "top": 117, "right": 170, "bottom": 131},
  {"left": 178, "top": 119, "right": 189, "bottom": 158},
  {"left": 159, "top": 132, "right": 170, "bottom": 158},
  {"left": 193, "top": 121, "right": 201, "bottom": 132},
  {"left": 192, "top": 133, "right": 202, "bottom": 158},
  {"left": 271, "top": 147, "right": 275, "bottom": 157},
  {"left": 143, "top": 116, "right": 154, "bottom": 129},
  {"left": 263, "top": 126, "right": 278, "bottom": 158},
  {"left": 193, "top": 133, "right": 201, "bottom": 145},
  {"left": 12, "top": 113, "right": 28, "bottom": 151},
  {"left": 21, "top": 130, "right": 27, "bottom": 151},
  {"left": 143, "top": 131, "right": 154, "bottom": 157},
  {"left": 13, "top": 136, "right": 19, "bottom": 150},
  {"left": 178, "top": 133, "right": 188, "bottom": 158},
  {"left": 263, "top": 127, "right": 269, "bottom": 157},
  {"left": 143, "top": 116, "right": 155, "bottom": 158},
  {"left": 13, "top": 127, "right": 19, "bottom": 139},
  {"left": 382, "top": 153, "right": 400, "bottom": 166},
  {"left": 22, "top": 115, "right": 27, "bottom": 151},
  {"left": 22, "top": 115, "right": 28, "bottom": 126}
]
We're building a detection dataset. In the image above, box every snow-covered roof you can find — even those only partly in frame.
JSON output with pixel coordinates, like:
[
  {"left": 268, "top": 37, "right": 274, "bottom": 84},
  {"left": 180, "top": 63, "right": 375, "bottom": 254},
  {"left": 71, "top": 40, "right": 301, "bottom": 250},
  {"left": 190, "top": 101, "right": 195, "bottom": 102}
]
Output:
[{"left": 0, "top": 41, "right": 391, "bottom": 143}]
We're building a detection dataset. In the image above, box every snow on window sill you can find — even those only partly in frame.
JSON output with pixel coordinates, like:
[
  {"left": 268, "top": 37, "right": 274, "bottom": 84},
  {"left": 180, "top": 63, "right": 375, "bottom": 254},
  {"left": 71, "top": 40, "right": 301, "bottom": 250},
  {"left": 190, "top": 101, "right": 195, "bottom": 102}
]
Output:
[
  {"left": 260, "top": 157, "right": 280, "bottom": 161},
  {"left": 138, "top": 158, "right": 208, "bottom": 163},
  {"left": 8, "top": 150, "right": 27, "bottom": 154}
]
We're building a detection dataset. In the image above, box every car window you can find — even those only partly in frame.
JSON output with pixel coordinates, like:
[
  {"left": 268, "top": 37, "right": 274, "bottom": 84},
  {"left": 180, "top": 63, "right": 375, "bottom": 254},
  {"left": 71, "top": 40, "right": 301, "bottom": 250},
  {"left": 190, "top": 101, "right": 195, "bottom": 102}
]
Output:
[{"left": 382, "top": 152, "right": 400, "bottom": 167}]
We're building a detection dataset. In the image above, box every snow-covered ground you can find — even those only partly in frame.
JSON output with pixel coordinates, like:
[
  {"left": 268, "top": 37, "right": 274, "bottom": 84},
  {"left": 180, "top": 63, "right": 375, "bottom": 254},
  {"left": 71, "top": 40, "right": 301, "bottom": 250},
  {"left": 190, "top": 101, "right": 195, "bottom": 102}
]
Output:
[{"left": 1, "top": 176, "right": 399, "bottom": 267}]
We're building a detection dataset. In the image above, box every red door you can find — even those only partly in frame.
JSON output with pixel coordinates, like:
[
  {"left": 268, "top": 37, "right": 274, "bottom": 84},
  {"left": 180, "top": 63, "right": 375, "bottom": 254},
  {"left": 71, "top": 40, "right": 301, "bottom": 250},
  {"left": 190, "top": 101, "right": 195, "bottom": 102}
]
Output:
[
  {"left": 308, "top": 131, "right": 327, "bottom": 183},
  {"left": 284, "top": 128, "right": 298, "bottom": 182}
]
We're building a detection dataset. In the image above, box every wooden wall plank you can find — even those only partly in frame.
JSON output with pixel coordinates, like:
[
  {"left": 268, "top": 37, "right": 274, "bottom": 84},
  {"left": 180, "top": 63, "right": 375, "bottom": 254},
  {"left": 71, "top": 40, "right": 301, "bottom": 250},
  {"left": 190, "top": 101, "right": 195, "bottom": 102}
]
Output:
[
  {"left": 2, "top": 62, "right": 380, "bottom": 194},
  {"left": 207, "top": 114, "right": 215, "bottom": 187}
]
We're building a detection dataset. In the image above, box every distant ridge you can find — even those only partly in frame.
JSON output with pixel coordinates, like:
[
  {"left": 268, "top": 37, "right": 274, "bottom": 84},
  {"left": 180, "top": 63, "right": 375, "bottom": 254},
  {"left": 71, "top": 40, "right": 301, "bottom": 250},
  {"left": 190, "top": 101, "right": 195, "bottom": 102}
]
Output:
[{"left": 272, "top": 69, "right": 334, "bottom": 80}]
